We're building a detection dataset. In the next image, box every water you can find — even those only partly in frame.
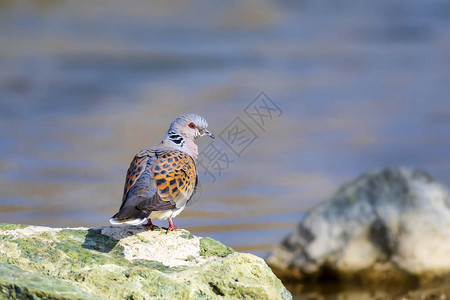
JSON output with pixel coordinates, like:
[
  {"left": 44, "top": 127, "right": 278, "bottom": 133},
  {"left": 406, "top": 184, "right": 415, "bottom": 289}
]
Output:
[{"left": 1, "top": 0, "right": 450, "bottom": 298}]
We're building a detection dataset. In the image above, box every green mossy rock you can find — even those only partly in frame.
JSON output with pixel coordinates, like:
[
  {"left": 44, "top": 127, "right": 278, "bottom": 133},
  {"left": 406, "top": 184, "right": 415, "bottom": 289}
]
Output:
[
  {"left": 200, "top": 237, "right": 235, "bottom": 257},
  {"left": 0, "top": 262, "right": 96, "bottom": 300},
  {"left": 0, "top": 224, "right": 291, "bottom": 300}
]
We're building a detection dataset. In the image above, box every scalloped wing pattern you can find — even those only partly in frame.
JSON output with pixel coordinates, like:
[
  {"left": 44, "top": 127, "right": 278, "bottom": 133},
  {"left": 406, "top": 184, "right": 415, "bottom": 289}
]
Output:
[{"left": 152, "top": 151, "right": 197, "bottom": 206}]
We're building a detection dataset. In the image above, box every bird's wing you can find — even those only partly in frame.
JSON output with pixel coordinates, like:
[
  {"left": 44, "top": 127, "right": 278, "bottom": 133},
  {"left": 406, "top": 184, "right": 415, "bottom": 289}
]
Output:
[
  {"left": 112, "top": 147, "right": 198, "bottom": 223},
  {"left": 149, "top": 150, "right": 197, "bottom": 209},
  {"left": 115, "top": 148, "right": 196, "bottom": 222},
  {"left": 121, "top": 150, "right": 151, "bottom": 202}
]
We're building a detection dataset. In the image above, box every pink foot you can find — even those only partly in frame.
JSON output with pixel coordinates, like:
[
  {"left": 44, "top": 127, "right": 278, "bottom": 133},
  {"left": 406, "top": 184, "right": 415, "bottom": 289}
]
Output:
[
  {"left": 162, "top": 225, "right": 179, "bottom": 231},
  {"left": 143, "top": 219, "right": 160, "bottom": 230},
  {"left": 162, "top": 217, "right": 180, "bottom": 232}
]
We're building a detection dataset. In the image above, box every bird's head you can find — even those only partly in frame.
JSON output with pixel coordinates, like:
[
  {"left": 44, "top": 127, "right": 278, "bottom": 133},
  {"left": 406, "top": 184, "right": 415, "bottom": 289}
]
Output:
[{"left": 168, "top": 114, "right": 214, "bottom": 141}]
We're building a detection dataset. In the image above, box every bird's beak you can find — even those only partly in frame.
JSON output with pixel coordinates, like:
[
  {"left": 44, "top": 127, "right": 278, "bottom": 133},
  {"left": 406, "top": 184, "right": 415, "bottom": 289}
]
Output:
[{"left": 202, "top": 129, "right": 215, "bottom": 139}]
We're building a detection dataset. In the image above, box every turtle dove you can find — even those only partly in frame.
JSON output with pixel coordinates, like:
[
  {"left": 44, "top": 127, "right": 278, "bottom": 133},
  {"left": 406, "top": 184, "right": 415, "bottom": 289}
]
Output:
[{"left": 110, "top": 114, "right": 214, "bottom": 231}]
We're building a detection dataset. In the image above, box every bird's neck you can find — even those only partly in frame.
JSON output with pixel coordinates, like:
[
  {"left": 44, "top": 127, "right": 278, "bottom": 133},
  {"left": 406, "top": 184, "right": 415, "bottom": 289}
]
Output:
[{"left": 163, "top": 131, "right": 198, "bottom": 159}]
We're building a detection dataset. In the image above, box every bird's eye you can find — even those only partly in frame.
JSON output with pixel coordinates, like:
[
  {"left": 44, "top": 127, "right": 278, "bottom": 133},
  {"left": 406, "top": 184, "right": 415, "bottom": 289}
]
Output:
[{"left": 188, "top": 122, "right": 196, "bottom": 129}]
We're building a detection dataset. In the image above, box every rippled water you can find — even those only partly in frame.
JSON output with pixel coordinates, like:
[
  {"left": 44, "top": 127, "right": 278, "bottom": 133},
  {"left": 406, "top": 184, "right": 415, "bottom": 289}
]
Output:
[{"left": 1, "top": 1, "right": 450, "bottom": 298}]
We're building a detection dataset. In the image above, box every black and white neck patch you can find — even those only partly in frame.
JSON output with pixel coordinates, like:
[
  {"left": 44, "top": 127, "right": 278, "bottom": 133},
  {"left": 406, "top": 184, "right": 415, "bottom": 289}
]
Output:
[{"left": 168, "top": 131, "right": 185, "bottom": 147}]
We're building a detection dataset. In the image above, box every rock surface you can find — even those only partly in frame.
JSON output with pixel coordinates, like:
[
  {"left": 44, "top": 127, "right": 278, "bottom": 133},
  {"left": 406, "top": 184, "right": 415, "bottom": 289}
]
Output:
[
  {"left": 0, "top": 224, "right": 291, "bottom": 300},
  {"left": 266, "top": 168, "right": 450, "bottom": 283}
]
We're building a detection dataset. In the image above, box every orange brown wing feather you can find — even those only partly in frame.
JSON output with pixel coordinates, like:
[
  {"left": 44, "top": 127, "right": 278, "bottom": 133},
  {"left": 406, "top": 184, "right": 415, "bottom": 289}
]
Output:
[{"left": 152, "top": 151, "right": 196, "bottom": 206}]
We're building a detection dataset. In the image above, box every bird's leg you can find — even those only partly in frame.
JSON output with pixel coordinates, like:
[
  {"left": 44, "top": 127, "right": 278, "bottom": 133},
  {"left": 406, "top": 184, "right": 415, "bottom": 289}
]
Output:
[
  {"left": 168, "top": 217, "right": 179, "bottom": 230},
  {"left": 163, "top": 217, "right": 179, "bottom": 232},
  {"left": 143, "top": 218, "right": 159, "bottom": 230}
]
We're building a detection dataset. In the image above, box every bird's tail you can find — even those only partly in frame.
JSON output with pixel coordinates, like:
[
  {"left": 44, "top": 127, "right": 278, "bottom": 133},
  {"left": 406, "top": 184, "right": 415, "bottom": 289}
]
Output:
[
  {"left": 109, "top": 217, "right": 147, "bottom": 226},
  {"left": 109, "top": 207, "right": 149, "bottom": 226}
]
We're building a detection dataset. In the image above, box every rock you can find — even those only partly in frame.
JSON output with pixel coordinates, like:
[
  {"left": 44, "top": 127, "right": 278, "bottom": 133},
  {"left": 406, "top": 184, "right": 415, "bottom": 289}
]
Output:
[
  {"left": 0, "top": 224, "right": 291, "bottom": 300},
  {"left": 266, "top": 168, "right": 450, "bottom": 283},
  {"left": 394, "top": 279, "right": 450, "bottom": 300}
]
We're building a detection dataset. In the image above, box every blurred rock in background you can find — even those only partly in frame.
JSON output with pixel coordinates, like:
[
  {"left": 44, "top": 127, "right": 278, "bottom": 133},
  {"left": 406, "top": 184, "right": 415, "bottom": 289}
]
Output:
[{"left": 267, "top": 167, "right": 450, "bottom": 284}]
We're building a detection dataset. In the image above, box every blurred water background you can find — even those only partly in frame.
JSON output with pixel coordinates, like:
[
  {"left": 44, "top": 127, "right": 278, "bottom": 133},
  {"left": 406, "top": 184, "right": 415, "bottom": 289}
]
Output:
[{"left": 1, "top": 0, "right": 450, "bottom": 297}]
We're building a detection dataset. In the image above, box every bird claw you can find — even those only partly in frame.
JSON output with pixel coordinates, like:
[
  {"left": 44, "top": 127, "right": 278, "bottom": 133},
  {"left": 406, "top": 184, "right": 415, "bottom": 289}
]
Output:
[
  {"left": 143, "top": 220, "right": 160, "bottom": 231},
  {"left": 164, "top": 217, "right": 179, "bottom": 233},
  {"left": 145, "top": 225, "right": 160, "bottom": 231},
  {"left": 162, "top": 225, "right": 179, "bottom": 233}
]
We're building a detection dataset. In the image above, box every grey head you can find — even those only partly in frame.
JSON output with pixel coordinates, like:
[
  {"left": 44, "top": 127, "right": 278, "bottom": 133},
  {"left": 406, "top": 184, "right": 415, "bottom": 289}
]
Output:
[{"left": 164, "top": 114, "right": 214, "bottom": 151}]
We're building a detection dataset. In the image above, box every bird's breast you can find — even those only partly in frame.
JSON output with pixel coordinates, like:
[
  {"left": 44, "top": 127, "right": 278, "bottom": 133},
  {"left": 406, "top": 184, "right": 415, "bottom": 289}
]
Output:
[{"left": 149, "top": 206, "right": 185, "bottom": 220}]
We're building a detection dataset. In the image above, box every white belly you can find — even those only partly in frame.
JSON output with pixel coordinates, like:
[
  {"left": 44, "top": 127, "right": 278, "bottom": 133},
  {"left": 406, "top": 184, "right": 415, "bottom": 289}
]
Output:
[{"left": 149, "top": 206, "right": 185, "bottom": 220}]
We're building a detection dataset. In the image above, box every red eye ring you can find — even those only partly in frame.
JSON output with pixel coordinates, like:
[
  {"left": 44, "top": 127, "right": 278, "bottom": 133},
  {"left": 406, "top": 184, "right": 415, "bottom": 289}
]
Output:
[{"left": 188, "top": 122, "right": 196, "bottom": 129}]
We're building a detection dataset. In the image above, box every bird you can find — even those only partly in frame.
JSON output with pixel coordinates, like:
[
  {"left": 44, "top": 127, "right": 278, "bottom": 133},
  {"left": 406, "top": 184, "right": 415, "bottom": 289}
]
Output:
[{"left": 109, "top": 114, "right": 214, "bottom": 231}]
